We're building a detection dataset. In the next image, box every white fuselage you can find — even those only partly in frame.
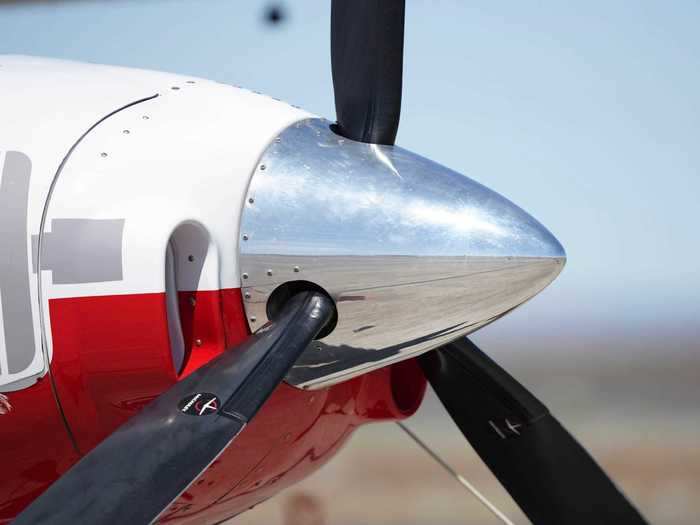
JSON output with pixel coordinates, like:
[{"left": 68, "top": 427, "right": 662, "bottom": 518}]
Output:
[{"left": 0, "top": 55, "right": 308, "bottom": 390}]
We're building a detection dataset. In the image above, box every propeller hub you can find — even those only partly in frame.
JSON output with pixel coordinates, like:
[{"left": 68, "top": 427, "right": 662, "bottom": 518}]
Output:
[{"left": 239, "top": 119, "right": 565, "bottom": 389}]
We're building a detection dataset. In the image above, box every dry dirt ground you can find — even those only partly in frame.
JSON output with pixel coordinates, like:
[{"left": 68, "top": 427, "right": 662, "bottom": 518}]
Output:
[{"left": 230, "top": 358, "right": 700, "bottom": 525}]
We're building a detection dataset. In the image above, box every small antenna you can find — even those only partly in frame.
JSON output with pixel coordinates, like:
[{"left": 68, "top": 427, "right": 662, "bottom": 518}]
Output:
[{"left": 396, "top": 422, "right": 515, "bottom": 525}]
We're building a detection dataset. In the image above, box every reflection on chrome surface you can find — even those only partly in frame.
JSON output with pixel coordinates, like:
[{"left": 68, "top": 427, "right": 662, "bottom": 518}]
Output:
[{"left": 239, "top": 119, "right": 565, "bottom": 389}]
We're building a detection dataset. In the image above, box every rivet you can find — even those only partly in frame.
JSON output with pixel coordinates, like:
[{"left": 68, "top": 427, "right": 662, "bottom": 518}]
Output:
[
  {"left": 266, "top": 269, "right": 273, "bottom": 276},
  {"left": 100, "top": 152, "right": 108, "bottom": 158},
  {"left": 142, "top": 115, "right": 150, "bottom": 120},
  {"left": 242, "top": 273, "right": 249, "bottom": 280},
  {"left": 316, "top": 345, "right": 323, "bottom": 351},
  {"left": 188, "top": 255, "right": 194, "bottom": 262},
  {"left": 195, "top": 339, "right": 203, "bottom": 347},
  {"left": 123, "top": 129, "right": 130, "bottom": 134},
  {"left": 259, "top": 164, "right": 266, "bottom": 171},
  {"left": 242, "top": 234, "right": 249, "bottom": 241},
  {"left": 244, "top": 292, "right": 251, "bottom": 299},
  {"left": 293, "top": 265, "right": 300, "bottom": 273},
  {"left": 171, "top": 86, "right": 180, "bottom": 90},
  {"left": 186, "top": 80, "right": 196, "bottom": 84},
  {"left": 248, "top": 197, "right": 254, "bottom": 204},
  {"left": 250, "top": 316, "right": 257, "bottom": 323}
]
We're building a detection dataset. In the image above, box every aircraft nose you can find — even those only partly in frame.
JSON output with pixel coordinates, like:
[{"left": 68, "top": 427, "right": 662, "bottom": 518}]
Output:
[{"left": 239, "top": 118, "right": 565, "bottom": 388}]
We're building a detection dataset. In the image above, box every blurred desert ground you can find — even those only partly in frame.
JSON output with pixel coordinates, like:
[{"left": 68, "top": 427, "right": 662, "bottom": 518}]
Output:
[{"left": 232, "top": 334, "right": 699, "bottom": 525}]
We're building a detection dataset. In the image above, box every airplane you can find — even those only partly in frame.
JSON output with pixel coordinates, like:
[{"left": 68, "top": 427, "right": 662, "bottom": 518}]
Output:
[{"left": 0, "top": 1, "right": 649, "bottom": 524}]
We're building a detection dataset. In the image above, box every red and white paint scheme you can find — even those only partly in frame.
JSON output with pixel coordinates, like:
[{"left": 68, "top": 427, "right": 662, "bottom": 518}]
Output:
[{"left": 0, "top": 56, "right": 429, "bottom": 523}]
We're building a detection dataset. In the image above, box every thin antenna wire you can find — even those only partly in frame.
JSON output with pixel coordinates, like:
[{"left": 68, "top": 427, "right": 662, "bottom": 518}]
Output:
[{"left": 396, "top": 421, "right": 515, "bottom": 525}]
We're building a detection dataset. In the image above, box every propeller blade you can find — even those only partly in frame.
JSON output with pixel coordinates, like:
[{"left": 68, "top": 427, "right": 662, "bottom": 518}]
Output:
[
  {"left": 419, "top": 338, "right": 648, "bottom": 525},
  {"left": 331, "top": 0, "right": 405, "bottom": 145},
  {"left": 15, "top": 291, "right": 334, "bottom": 525}
]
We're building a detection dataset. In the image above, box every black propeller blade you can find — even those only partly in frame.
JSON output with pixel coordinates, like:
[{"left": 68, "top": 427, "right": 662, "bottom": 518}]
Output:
[
  {"left": 331, "top": 0, "right": 405, "bottom": 145},
  {"left": 15, "top": 291, "right": 335, "bottom": 525},
  {"left": 419, "top": 338, "right": 648, "bottom": 525}
]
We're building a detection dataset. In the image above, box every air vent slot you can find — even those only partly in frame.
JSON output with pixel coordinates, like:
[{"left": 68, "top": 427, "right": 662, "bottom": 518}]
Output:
[{"left": 164, "top": 223, "right": 218, "bottom": 374}]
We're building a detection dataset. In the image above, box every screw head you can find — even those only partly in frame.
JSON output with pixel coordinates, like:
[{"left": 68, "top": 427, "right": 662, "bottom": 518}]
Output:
[
  {"left": 189, "top": 296, "right": 197, "bottom": 307},
  {"left": 100, "top": 152, "right": 108, "bottom": 158},
  {"left": 244, "top": 292, "right": 251, "bottom": 300},
  {"left": 195, "top": 339, "right": 203, "bottom": 347},
  {"left": 250, "top": 316, "right": 257, "bottom": 323},
  {"left": 123, "top": 129, "right": 130, "bottom": 134},
  {"left": 259, "top": 164, "right": 266, "bottom": 171},
  {"left": 242, "top": 273, "right": 249, "bottom": 280},
  {"left": 188, "top": 255, "right": 194, "bottom": 262},
  {"left": 293, "top": 265, "right": 300, "bottom": 273},
  {"left": 171, "top": 86, "right": 180, "bottom": 91},
  {"left": 242, "top": 234, "right": 249, "bottom": 241},
  {"left": 266, "top": 269, "right": 273, "bottom": 276}
]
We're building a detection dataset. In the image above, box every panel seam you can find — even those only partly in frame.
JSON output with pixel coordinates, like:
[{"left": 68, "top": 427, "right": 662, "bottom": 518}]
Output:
[{"left": 36, "top": 94, "right": 159, "bottom": 454}]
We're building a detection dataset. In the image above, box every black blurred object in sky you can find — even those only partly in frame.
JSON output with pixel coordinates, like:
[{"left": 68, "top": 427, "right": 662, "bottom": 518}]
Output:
[{"left": 264, "top": 3, "right": 287, "bottom": 27}]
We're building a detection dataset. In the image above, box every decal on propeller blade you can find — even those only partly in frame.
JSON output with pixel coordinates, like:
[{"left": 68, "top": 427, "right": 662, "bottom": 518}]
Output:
[{"left": 178, "top": 393, "right": 220, "bottom": 416}]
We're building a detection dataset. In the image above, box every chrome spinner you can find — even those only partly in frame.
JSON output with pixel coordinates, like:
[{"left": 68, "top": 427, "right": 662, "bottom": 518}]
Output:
[{"left": 239, "top": 118, "right": 565, "bottom": 390}]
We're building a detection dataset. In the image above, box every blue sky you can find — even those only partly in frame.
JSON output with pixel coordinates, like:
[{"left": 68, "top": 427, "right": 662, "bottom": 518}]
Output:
[{"left": 1, "top": 0, "right": 698, "bottom": 357}]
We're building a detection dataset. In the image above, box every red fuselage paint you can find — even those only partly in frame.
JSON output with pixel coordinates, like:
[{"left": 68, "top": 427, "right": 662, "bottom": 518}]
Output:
[{"left": 0, "top": 289, "right": 426, "bottom": 524}]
